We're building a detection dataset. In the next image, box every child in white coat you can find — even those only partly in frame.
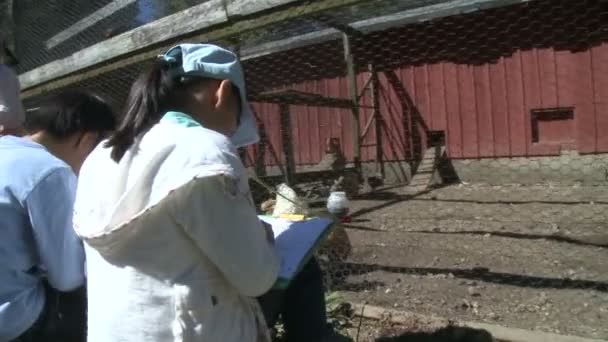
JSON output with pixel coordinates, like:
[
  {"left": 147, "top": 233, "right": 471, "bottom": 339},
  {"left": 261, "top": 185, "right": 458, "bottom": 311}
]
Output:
[{"left": 74, "top": 44, "right": 351, "bottom": 342}]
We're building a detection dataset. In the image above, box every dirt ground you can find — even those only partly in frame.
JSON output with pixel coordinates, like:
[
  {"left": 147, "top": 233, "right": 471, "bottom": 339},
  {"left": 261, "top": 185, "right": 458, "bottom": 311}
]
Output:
[{"left": 326, "top": 183, "right": 608, "bottom": 341}]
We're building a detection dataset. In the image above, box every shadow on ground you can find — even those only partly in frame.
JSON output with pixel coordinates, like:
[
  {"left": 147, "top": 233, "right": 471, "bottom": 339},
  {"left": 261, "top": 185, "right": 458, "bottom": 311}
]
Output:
[
  {"left": 375, "top": 326, "right": 493, "bottom": 342},
  {"left": 329, "top": 262, "right": 608, "bottom": 293},
  {"left": 407, "top": 230, "right": 608, "bottom": 248}
]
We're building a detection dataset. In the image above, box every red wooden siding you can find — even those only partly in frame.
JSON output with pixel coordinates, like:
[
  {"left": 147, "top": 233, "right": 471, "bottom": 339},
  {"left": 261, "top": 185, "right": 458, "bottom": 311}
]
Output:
[
  {"left": 244, "top": 0, "right": 608, "bottom": 166},
  {"left": 594, "top": 44, "right": 608, "bottom": 151}
]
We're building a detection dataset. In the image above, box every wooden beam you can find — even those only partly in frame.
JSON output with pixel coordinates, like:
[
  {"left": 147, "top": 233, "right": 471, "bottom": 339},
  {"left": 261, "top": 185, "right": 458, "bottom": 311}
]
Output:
[
  {"left": 356, "top": 0, "right": 530, "bottom": 32},
  {"left": 46, "top": 0, "right": 137, "bottom": 49},
  {"left": 251, "top": 108, "right": 286, "bottom": 176},
  {"left": 239, "top": 0, "right": 529, "bottom": 60},
  {"left": 356, "top": 74, "right": 373, "bottom": 101},
  {"left": 359, "top": 70, "right": 377, "bottom": 140},
  {"left": 279, "top": 104, "right": 296, "bottom": 185},
  {"left": 343, "top": 33, "right": 361, "bottom": 169},
  {"left": 359, "top": 113, "right": 376, "bottom": 140}
]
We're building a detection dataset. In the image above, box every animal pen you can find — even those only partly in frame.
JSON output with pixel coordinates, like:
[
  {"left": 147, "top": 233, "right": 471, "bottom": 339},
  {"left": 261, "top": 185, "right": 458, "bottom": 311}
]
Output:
[{"left": 5, "top": 0, "right": 608, "bottom": 340}]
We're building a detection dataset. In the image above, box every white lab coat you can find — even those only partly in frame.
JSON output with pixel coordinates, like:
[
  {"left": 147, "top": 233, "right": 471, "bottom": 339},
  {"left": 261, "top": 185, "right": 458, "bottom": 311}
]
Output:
[{"left": 73, "top": 117, "right": 279, "bottom": 342}]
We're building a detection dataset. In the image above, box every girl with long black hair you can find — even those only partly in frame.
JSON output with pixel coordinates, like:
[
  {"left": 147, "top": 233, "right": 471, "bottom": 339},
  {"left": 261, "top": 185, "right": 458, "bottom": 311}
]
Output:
[{"left": 73, "top": 44, "right": 351, "bottom": 342}]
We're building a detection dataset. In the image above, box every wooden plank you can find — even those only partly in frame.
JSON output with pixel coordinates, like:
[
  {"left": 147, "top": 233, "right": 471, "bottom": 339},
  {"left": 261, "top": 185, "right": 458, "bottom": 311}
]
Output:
[
  {"left": 343, "top": 33, "right": 361, "bottom": 167},
  {"left": 46, "top": 0, "right": 137, "bottom": 49},
  {"left": 20, "top": 0, "right": 528, "bottom": 96},
  {"left": 225, "top": 0, "right": 299, "bottom": 17},
  {"left": 505, "top": 51, "right": 526, "bottom": 156}
]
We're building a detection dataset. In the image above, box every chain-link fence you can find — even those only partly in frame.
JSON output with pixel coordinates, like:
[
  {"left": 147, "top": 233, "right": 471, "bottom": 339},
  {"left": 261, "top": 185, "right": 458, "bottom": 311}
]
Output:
[
  {"left": 7, "top": 0, "right": 203, "bottom": 73},
  {"left": 14, "top": 0, "right": 608, "bottom": 340}
]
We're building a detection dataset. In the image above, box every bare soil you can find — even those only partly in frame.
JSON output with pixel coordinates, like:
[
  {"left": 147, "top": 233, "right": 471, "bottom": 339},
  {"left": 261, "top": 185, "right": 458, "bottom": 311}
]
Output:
[{"left": 327, "top": 183, "right": 608, "bottom": 341}]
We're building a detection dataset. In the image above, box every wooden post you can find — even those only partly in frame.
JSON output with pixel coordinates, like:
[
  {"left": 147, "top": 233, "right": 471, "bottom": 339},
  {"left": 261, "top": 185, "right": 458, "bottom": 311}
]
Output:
[
  {"left": 255, "top": 123, "right": 268, "bottom": 177},
  {"left": 369, "top": 64, "right": 383, "bottom": 177},
  {"left": 342, "top": 33, "right": 361, "bottom": 172},
  {"left": 279, "top": 104, "right": 296, "bottom": 185}
]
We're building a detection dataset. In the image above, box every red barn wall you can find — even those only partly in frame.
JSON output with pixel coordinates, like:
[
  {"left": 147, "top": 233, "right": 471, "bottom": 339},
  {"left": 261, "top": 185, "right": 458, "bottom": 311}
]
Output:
[{"left": 244, "top": 0, "right": 608, "bottom": 167}]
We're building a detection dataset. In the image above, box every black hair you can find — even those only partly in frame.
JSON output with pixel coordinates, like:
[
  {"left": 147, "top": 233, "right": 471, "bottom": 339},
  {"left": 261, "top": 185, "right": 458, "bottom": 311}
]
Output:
[
  {"left": 105, "top": 53, "right": 210, "bottom": 162},
  {"left": 25, "top": 90, "right": 115, "bottom": 141}
]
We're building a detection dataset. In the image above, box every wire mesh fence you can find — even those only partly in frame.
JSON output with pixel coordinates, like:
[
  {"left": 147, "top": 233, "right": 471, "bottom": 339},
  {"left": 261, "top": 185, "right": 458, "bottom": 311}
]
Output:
[
  {"left": 9, "top": 0, "right": 205, "bottom": 73},
  {"left": 14, "top": 0, "right": 608, "bottom": 340}
]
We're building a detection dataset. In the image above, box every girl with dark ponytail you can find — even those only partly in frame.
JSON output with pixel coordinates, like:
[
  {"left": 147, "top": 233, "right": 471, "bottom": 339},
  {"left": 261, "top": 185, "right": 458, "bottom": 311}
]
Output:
[
  {"left": 106, "top": 56, "right": 191, "bottom": 161},
  {"left": 73, "top": 44, "right": 351, "bottom": 342}
]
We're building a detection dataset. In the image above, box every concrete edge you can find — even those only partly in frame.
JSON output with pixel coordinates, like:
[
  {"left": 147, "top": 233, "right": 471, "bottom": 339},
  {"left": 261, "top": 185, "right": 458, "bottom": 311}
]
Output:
[{"left": 349, "top": 303, "right": 607, "bottom": 342}]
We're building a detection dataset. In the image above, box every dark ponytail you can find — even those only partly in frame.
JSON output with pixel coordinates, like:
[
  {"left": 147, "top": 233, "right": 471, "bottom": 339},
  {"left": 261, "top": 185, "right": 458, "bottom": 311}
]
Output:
[{"left": 105, "top": 60, "right": 179, "bottom": 162}]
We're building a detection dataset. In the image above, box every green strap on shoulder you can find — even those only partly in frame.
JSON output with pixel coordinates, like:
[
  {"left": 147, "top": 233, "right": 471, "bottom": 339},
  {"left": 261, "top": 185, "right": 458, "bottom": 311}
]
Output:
[{"left": 161, "top": 111, "right": 201, "bottom": 128}]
